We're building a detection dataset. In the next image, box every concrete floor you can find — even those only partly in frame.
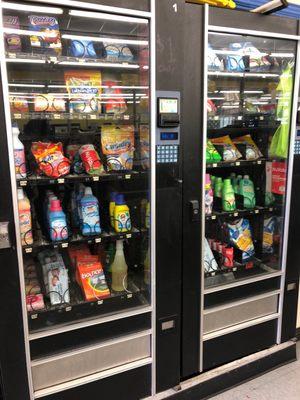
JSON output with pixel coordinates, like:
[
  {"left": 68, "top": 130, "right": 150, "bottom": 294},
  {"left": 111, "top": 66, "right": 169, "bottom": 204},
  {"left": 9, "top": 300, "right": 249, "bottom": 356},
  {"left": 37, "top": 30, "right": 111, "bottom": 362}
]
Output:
[{"left": 211, "top": 341, "right": 300, "bottom": 400}]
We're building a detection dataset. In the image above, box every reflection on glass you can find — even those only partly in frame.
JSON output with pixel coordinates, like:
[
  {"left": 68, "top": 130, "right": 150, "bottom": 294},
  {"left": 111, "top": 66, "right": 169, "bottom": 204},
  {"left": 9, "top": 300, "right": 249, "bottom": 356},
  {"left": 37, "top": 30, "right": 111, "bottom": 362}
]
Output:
[
  {"left": 2, "top": 2, "right": 151, "bottom": 332},
  {"left": 204, "top": 32, "right": 296, "bottom": 289}
]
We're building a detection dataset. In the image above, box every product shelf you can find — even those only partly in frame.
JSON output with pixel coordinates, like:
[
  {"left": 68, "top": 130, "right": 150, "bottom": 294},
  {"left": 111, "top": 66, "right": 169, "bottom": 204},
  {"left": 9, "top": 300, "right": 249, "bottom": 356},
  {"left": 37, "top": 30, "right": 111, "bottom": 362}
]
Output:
[
  {"left": 23, "top": 227, "right": 146, "bottom": 254},
  {"left": 206, "top": 158, "right": 267, "bottom": 170},
  {"left": 28, "top": 278, "right": 149, "bottom": 332},
  {"left": 208, "top": 70, "right": 280, "bottom": 79},
  {"left": 205, "top": 205, "right": 281, "bottom": 221},
  {"left": 17, "top": 170, "right": 147, "bottom": 187},
  {"left": 11, "top": 112, "right": 145, "bottom": 122}
]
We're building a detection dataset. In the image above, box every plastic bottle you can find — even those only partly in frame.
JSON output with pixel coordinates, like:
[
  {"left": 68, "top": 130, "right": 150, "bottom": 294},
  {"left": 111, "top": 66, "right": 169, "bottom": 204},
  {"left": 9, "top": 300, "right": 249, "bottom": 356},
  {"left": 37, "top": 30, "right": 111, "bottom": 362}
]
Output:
[
  {"left": 17, "top": 188, "right": 33, "bottom": 246},
  {"left": 233, "top": 174, "right": 242, "bottom": 194},
  {"left": 222, "top": 179, "right": 236, "bottom": 211},
  {"left": 80, "top": 187, "right": 101, "bottom": 236},
  {"left": 49, "top": 199, "right": 68, "bottom": 242},
  {"left": 111, "top": 240, "right": 128, "bottom": 292},
  {"left": 205, "top": 174, "right": 214, "bottom": 215},
  {"left": 144, "top": 245, "right": 150, "bottom": 285},
  {"left": 12, "top": 124, "right": 26, "bottom": 179},
  {"left": 214, "top": 177, "right": 223, "bottom": 198},
  {"left": 109, "top": 192, "right": 118, "bottom": 228},
  {"left": 239, "top": 175, "right": 256, "bottom": 209},
  {"left": 114, "top": 194, "right": 131, "bottom": 233}
]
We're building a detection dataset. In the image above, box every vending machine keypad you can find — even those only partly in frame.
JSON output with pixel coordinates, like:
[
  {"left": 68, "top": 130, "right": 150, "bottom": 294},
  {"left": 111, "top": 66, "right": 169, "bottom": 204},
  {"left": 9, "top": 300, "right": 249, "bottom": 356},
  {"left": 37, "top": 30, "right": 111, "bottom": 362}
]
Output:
[{"left": 156, "top": 145, "right": 179, "bottom": 163}]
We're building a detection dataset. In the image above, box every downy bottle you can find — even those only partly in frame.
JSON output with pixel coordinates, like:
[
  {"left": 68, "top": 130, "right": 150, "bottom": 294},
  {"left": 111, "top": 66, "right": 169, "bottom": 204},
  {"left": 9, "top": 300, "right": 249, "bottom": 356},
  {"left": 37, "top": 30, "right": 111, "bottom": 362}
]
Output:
[
  {"left": 17, "top": 188, "right": 33, "bottom": 246},
  {"left": 80, "top": 186, "right": 101, "bottom": 236}
]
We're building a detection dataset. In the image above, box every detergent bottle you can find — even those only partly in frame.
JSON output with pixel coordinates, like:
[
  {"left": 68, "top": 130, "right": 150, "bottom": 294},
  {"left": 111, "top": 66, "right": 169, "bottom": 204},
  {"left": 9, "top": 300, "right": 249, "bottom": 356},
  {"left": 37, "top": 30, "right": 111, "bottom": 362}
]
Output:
[
  {"left": 114, "top": 194, "right": 131, "bottom": 233},
  {"left": 239, "top": 175, "right": 256, "bottom": 209},
  {"left": 49, "top": 199, "right": 68, "bottom": 242},
  {"left": 17, "top": 188, "right": 33, "bottom": 246},
  {"left": 111, "top": 240, "right": 128, "bottom": 292},
  {"left": 13, "top": 124, "right": 26, "bottom": 179},
  {"left": 80, "top": 186, "right": 101, "bottom": 236},
  {"left": 222, "top": 179, "right": 236, "bottom": 212}
]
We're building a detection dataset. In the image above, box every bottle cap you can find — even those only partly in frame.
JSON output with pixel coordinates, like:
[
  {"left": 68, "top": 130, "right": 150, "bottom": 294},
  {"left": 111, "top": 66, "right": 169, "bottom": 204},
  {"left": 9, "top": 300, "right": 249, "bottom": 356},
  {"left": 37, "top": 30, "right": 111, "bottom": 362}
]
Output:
[
  {"left": 110, "top": 191, "right": 118, "bottom": 202},
  {"left": 84, "top": 187, "right": 93, "bottom": 196},
  {"left": 223, "top": 179, "right": 231, "bottom": 186},
  {"left": 50, "top": 199, "right": 62, "bottom": 212},
  {"left": 115, "top": 194, "right": 125, "bottom": 205}
]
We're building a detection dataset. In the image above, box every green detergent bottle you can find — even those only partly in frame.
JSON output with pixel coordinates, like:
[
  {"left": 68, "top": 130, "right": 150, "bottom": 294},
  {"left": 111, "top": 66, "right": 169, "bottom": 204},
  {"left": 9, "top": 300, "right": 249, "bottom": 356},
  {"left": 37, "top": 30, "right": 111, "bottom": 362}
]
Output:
[
  {"left": 239, "top": 175, "right": 256, "bottom": 209},
  {"left": 214, "top": 177, "right": 223, "bottom": 198},
  {"left": 222, "top": 179, "right": 236, "bottom": 211},
  {"left": 233, "top": 174, "right": 242, "bottom": 194}
]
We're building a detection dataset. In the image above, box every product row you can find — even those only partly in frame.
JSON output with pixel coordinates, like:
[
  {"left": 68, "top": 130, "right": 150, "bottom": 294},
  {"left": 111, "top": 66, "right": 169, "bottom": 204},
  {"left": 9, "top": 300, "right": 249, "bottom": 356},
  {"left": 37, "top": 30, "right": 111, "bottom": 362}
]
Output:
[
  {"left": 13, "top": 124, "right": 150, "bottom": 179},
  {"left": 204, "top": 215, "right": 281, "bottom": 275},
  {"left": 208, "top": 41, "right": 292, "bottom": 73},
  {"left": 25, "top": 238, "right": 150, "bottom": 313},
  {"left": 18, "top": 185, "right": 149, "bottom": 246},
  {"left": 4, "top": 13, "right": 147, "bottom": 61}
]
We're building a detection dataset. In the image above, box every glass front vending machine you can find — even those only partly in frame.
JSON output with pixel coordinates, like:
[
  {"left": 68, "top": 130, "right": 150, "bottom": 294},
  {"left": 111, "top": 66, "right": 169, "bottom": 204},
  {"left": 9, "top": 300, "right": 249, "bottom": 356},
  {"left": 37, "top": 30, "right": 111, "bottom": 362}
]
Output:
[{"left": 0, "top": 1, "right": 157, "bottom": 399}]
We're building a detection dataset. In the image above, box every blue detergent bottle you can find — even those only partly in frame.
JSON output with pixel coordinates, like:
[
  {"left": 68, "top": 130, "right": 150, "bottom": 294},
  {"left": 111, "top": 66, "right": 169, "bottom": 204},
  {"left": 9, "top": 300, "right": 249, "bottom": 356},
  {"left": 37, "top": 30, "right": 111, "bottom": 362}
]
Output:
[
  {"left": 80, "top": 186, "right": 101, "bottom": 236},
  {"left": 49, "top": 199, "right": 68, "bottom": 242}
]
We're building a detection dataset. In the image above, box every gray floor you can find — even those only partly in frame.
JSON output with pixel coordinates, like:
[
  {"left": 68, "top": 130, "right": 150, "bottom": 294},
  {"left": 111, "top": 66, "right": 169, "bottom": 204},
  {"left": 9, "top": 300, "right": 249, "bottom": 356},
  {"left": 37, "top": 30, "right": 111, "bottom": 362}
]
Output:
[{"left": 211, "top": 342, "right": 300, "bottom": 400}]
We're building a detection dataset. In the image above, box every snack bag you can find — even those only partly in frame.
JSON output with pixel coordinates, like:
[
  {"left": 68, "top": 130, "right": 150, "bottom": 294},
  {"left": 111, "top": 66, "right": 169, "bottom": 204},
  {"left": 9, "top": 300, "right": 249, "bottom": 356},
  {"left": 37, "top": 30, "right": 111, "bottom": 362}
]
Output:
[
  {"left": 211, "top": 135, "right": 242, "bottom": 161},
  {"left": 10, "top": 96, "right": 29, "bottom": 113},
  {"left": 225, "top": 42, "right": 245, "bottom": 72},
  {"left": 66, "top": 144, "right": 84, "bottom": 174},
  {"left": 227, "top": 218, "right": 255, "bottom": 263},
  {"left": 69, "top": 40, "right": 97, "bottom": 58},
  {"left": 31, "top": 142, "right": 71, "bottom": 178},
  {"left": 207, "top": 43, "right": 222, "bottom": 71},
  {"left": 232, "top": 134, "right": 263, "bottom": 160},
  {"left": 28, "top": 15, "right": 62, "bottom": 55},
  {"left": 77, "top": 260, "right": 110, "bottom": 301},
  {"left": 206, "top": 140, "right": 222, "bottom": 163},
  {"left": 4, "top": 16, "right": 21, "bottom": 52},
  {"left": 204, "top": 238, "right": 219, "bottom": 273},
  {"left": 34, "top": 94, "right": 66, "bottom": 113},
  {"left": 48, "top": 266, "right": 70, "bottom": 305},
  {"left": 103, "top": 43, "right": 133, "bottom": 62},
  {"left": 26, "top": 293, "right": 45, "bottom": 312},
  {"left": 140, "top": 124, "right": 150, "bottom": 170},
  {"left": 79, "top": 144, "right": 104, "bottom": 175},
  {"left": 101, "top": 125, "right": 134, "bottom": 171},
  {"left": 102, "top": 80, "right": 127, "bottom": 114},
  {"left": 65, "top": 70, "right": 101, "bottom": 114},
  {"left": 263, "top": 217, "right": 276, "bottom": 254}
]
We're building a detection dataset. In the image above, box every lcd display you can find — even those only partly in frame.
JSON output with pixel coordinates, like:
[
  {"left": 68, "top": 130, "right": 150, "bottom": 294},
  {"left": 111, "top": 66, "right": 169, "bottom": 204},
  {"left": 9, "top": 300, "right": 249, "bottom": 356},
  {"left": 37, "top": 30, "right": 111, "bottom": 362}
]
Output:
[
  {"left": 159, "top": 98, "right": 178, "bottom": 114},
  {"left": 160, "top": 132, "right": 178, "bottom": 141}
]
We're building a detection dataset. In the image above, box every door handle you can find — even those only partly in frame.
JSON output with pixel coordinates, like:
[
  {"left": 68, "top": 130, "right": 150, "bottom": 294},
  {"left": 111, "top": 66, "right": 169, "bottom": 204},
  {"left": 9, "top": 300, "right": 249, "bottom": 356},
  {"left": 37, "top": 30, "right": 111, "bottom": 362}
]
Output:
[{"left": 189, "top": 200, "right": 200, "bottom": 222}]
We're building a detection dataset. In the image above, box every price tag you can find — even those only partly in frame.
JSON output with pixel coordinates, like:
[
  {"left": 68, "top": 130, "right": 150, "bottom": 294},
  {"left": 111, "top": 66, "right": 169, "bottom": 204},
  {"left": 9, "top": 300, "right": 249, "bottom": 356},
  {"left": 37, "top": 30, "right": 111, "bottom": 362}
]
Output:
[
  {"left": 234, "top": 212, "right": 238, "bottom": 217},
  {"left": 124, "top": 115, "right": 130, "bottom": 120},
  {"left": 212, "top": 163, "right": 217, "bottom": 168},
  {"left": 61, "top": 243, "right": 68, "bottom": 248},
  {"left": 49, "top": 56, "right": 57, "bottom": 63},
  {"left": 95, "top": 237, "right": 101, "bottom": 243},
  {"left": 125, "top": 174, "right": 131, "bottom": 180},
  {"left": 255, "top": 210, "right": 259, "bottom": 214},
  {"left": 31, "top": 314, "right": 38, "bottom": 320},
  {"left": 257, "top": 160, "right": 262, "bottom": 165},
  {"left": 57, "top": 178, "right": 65, "bottom": 184},
  {"left": 90, "top": 114, "right": 97, "bottom": 120},
  {"left": 14, "top": 113, "right": 22, "bottom": 119},
  {"left": 269, "top": 207, "right": 273, "bottom": 212},
  {"left": 65, "top": 306, "right": 72, "bottom": 312},
  {"left": 127, "top": 293, "right": 133, "bottom": 299},
  {"left": 212, "top": 215, "right": 216, "bottom": 220},
  {"left": 54, "top": 114, "right": 61, "bottom": 119},
  {"left": 126, "top": 233, "right": 132, "bottom": 239},
  {"left": 20, "top": 180, "right": 27, "bottom": 187},
  {"left": 93, "top": 176, "right": 100, "bottom": 181},
  {"left": 235, "top": 161, "right": 240, "bottom": 166},
  {"left": 97, "top": 300, "right": 103, "bottom": 305},
  {"left": 25, "top": 247, "right": 33, "bottom": 254}
]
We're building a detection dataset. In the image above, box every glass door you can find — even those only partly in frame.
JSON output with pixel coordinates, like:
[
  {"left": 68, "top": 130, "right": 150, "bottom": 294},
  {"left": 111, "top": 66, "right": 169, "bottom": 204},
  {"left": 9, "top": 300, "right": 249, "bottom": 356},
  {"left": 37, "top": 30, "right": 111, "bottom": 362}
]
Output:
[
  {"left": 1, "top": 1, "right": 151, "bottom": 333},
  {"left": 204, "top": 31, "right": 297, "bottom": 290}
]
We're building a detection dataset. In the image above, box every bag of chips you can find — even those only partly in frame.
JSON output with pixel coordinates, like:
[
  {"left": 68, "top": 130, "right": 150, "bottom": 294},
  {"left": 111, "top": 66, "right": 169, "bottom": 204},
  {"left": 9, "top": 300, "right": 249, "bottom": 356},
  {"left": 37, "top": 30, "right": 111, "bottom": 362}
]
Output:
[
  {"left": 79, "top": 144, "right": 104, "bottom": 175},
  {"left": 34, "top": 94, "right": 66, "bottom": 113},
  {"left": 140, "top": 125, "right": 150, "bottom": 170},
  {"left": 31, "top": 142, "right": 70, "bottom": 178},
  {"left": 101, "top": 125, "right": 134, "bottom": 171},
  {"left": 232, "top": 134, "right": 263, "bottom": 160},
  {"left": 104, "top": 43, "right": 133, "bottom": 62},
  {"left": 206, "top": 140, "right": 222, "bottom": 163},
  {"left": 66, "top": 144, "right": 84, "bottom": 174},
  {"left": 227, "top": 218, "right": 255, "bottom": 263},
  {"left": 4, "top": 16, "right": 21, "bottom": 52}
]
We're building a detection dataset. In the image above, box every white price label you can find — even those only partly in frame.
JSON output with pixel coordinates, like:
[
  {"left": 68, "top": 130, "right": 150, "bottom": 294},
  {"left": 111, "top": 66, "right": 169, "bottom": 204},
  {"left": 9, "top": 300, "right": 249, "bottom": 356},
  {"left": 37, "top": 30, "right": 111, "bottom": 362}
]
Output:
[
  {"left": 127, "top": 293, "right": 133, "bottom": 299},
  {"left": 257, "top": 160, "right": 262, "bottom": 165},
  {"left": 255, "top": 210, "right": 259, "bottom": 214},
  {"left": 212, "top": 163, "right": 217, "bottom": 168},
  {"left": 14, "top": 113, "right": 22, "bottom": 119},
  {"left": 53, "top": 114, "right": 61, "bottom": 119},
  {"left": 234, "top": 212, "right": 238, "bottom": 217},
  {"left": 212, "top": 215, "right": 216, "bottom": 220},
  {"left": 20, "top": 181, "right": 27, "bottom": 187},
  {"left": 90, "top": 114, "right": 97, "bottom": 120},
  {"left": 235, "top": 161, "right": 240, "bottom": 166},
  {"left": 25, "top": 247, "right": 33, "bottom": 253},
  {"left": 93, "top": 176, "right": 100, "bottom": 181},
  {"left": 97, "top": 300, "right": 103, "bottom": 305},
  {"left": 61, "top": 243, "right": 68, "bottom": 248},
  {"left": 65, "top": 306, "right": 72, "bottom": 312},
  {"left": 31, "top": 314, "right": 38, "bottom": 320},
  {"left": 125, "top": 175, "right": 131, "bottom": 180},
  {"left": 57, "top": 178, "right": 65, "bottom": 184},
  {"left": 126, "top": 233, "right": 132, "bottom": 239},
  {"left": 95, "top": 238, "right": 101, "bottom": 243}
]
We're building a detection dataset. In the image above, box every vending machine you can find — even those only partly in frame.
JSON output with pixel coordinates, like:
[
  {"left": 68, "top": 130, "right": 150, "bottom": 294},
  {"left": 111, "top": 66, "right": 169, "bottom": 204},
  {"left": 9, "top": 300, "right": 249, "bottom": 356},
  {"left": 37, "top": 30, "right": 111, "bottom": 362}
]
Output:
[
  {"left": 182, "top": 3, "right": 300, "bottom": 381},
  {"left": 0, "top": 0, "right": 157, "bottom": 399}
]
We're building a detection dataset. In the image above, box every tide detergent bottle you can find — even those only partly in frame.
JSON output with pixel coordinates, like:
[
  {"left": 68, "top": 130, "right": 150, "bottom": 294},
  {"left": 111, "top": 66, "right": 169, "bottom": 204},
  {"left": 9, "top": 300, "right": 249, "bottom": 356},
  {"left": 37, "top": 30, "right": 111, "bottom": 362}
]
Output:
[
  {"left": 49, "top": 199, "right": 68, "bottom": 242},
  {"left": 80, "top": 186, "right": 101, "bottom": 236},
  {"left": 114, "top": 194, "right": 131, "bottom": 233}
]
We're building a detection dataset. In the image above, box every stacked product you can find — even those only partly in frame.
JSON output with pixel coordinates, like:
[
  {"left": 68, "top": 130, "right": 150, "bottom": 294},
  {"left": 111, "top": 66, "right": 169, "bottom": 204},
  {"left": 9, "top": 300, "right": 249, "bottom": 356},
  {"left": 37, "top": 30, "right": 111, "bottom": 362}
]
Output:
[{"left": 25, "top": 258, "right": 45, "bottom": 312}]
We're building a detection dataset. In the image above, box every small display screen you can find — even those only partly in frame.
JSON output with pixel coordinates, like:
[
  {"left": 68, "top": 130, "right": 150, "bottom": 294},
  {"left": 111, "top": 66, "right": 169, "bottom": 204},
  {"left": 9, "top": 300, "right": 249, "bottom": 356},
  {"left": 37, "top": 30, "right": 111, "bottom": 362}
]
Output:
[
  {"left": 159, "top": 98, "right": 178, "bottom": 114},
  {"left": 160, "top": 132, "right": 178, "bottom": 141}
]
